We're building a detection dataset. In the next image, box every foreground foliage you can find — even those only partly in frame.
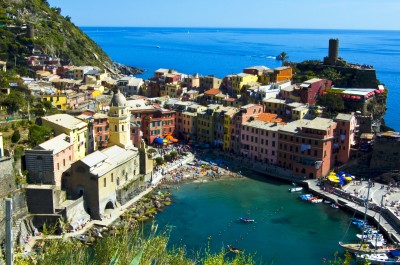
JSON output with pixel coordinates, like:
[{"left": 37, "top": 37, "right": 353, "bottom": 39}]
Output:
[{"left": 15, "top": 225, "right": 256, "bottom": 265}]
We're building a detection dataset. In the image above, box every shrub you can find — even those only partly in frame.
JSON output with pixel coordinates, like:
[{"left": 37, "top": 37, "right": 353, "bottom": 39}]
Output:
[
  {"left": 164, "top": 154, "right": 172, "bottom": 162},
  {"left": 155, "top": 157, "right": 164, "bottom": 166},
  {"left": 11, "top": 130, "right": 20, "bottom": 143},
  {"left": 170, "top": 151, "right": 178, "bottom": 159}
]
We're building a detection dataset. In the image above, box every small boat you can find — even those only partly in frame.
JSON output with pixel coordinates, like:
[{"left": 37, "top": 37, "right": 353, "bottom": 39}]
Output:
[
  {"left": 227, "top": 245, "right": 243, "bottom": 254},
  {"left": 331, "top": 203, "right": 339, "bottom": 209},
  {"left": 289, "top": 187, "right": 303, "bottom": 192},
  {"left": 311, "top": 198, "right": 323, "bottom": 203},
  {"left": 299, "top": 194, "right": 313, "bottom": 201},
  {"left": 356, "top": 250, "right": 400, "bottom": 264},
  {"left": 239, "top": 217, "right": 255, "bottom": 223}
]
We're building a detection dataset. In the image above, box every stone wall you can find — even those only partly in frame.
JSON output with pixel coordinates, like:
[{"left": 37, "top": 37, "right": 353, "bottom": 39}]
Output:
[
  {"left": 0, "top": 190, "right": 28, "bottom": 241},
  {"left": 116, "top": 177, "right": 143, "bottom": 205},
  {"left": 0, "top": 157, "right": 16, "bottom": 198}
]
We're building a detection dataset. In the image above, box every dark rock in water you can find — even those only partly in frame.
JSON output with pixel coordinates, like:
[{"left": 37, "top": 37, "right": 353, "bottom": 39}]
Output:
[{"left": 112, "top": 62, "right": 144, "bottom": 76}]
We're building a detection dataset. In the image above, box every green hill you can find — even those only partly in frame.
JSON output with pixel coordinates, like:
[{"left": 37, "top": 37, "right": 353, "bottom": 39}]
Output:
[{"left": 0, "top": 0, "right": 140, "bottom": 75}]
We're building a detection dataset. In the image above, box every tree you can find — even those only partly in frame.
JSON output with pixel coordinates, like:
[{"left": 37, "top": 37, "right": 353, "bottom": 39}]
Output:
[
  {"left": 276, "top": 52, "right": 289, "bottom": 66},
  {"left": 28, "top": 124, "right": 53, "bottom": 147},
  {"left": 155, "top": 157, "right": 164, "bottom": 166},
  {"left": 11, "top": 130, "right": 20, "bottom": 143},
  {"left": 316, "top": 94, "right": 344, "bottom": 114},
  {"left": 164, "top": 154, "right": 172, "bottom": 162},
  {"left": 2, "top": 91, "right": 26, "bottom": 113},
  {"left": 170, "top": 151, "right": 178, "bottom": 160}
]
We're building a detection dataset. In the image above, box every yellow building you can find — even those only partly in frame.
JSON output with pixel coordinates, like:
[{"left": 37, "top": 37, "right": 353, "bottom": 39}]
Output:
[
  {"left": 262, "top": 98, "right": 287, "bottom": 115},
  {"left": 41, "top": 93, "right": 68, "bottom": 110},
  {"left": 230, "top": 73, "right": 258, "bottom": 98},
  {"left": 67, "top": 145, "right": 140, "bottom": 220},
  {"left": 182, "top": 104, "right": 206, "bottom": 141},
  {"left": 165, "top": 83, "right": 183, "bottom": 98},
  {"left": 108, "top": 89, "right": 133, "bottom": 149},
  {"left": 196, "top": 104, "right": 220, "bottom": 144},
  {"left": 42, "top": 114, "right": 88, "bottom": 160},
  {"left": 223, "top": 107, "right": 239, "bottom": 151}
]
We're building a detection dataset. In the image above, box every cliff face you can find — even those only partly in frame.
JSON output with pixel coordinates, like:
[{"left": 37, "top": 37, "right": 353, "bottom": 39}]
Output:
[{"left": 0, "top": 0, "right": 142, "bottom": 75}]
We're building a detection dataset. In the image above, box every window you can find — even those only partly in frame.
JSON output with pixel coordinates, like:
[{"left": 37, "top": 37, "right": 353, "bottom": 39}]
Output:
[
  {"left": 111, "top": 173, "right": 114, "bottom": 182},
  {"left": 122, "top": 125, "right": 124, "bottom": 131},
  {"left": 114, "top": 125, "right": 117, "bottom": 131},
  {"left": 57, "top": 163, "right": 59, "bottom": 170},
  {"left": 104, "top": 178, "right": 106, "bottom": 187},
  {"left": 63, "top": 159, "right": 65, "bottom": 167}
]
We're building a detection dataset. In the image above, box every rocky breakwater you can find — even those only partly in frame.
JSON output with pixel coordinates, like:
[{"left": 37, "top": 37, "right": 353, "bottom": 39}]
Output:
[{"left": 73, "top": 188, "right": 172, "bottom": 244}]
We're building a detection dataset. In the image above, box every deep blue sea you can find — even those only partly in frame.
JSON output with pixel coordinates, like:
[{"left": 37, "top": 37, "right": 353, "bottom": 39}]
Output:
[{"left": 82, "top": 27, "right": 400, "bottom": 131}]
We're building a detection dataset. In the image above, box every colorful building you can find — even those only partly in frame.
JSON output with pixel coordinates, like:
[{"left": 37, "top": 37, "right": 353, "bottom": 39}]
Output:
[
  {"left": 299, "top": 78, "right": 332, "bottom": 105},
  {"left": 25, "top": 133, "right": 74, "bottom": 187},
  {"left": 272, "top": 66, "right": 292, "bottom": 82},
  {"left": 42, "top": 114, "right": 88, "bottom": 160},
  {"left": 277, "top": 117, "right": 337, "bottom": 179},
  {"left": 197, "top": 104, "right": 220, "bottom": 144},
  {"left": 334, "top": 113, "right": 357, "bottom": 164},
  {"left": 67, "top": 145, "right": 140, "bottom": 220},
  {"left": 229, "top": 73, "right": 258, "bottom": 98}
]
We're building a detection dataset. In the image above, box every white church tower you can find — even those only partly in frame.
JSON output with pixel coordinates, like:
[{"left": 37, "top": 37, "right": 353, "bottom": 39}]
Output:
[{"left": 108, "top": 88, "right": 133, "bottom": 149}]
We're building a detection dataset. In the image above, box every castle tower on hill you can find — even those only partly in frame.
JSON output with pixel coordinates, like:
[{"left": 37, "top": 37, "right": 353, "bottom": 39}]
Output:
[
  {"left": 108, "top": 88, "right": 133, "bottom": 149},
  {"left": 323, "top": 38, "right": 346, "bottom": 66}
]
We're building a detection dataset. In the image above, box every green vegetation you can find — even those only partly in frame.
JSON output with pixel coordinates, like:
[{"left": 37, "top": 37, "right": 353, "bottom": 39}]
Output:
[
  {"left": 11, "top": 129, "right": 20, "bottom": 143},
  {"left": 155, "top": 157, "right": 164, "bottom": 166},
  {"left": 28, "top": 124, "right": 52, "bottom": 147},
  {"left": 276, "top": 51, "right": 289, "bottom": 66},
  {"left": 14, "top": 225, "right": 256, "bottom": 265},
  {"left": 316, "top": 94, "right": 344, "bottom": 114},
  {"left": 170, "top": 150, "right": 178, "bottom": 160},
  {"left": 164, "top": 154, "right": 172, "bottom": 162},
  {"left": 0, "top": 0, "right": 113, "bottom": 71}
]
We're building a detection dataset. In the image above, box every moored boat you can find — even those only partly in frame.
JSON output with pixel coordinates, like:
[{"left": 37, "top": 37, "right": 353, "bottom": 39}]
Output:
[
  {"left": 331, "top": 203, "right": 339, "bottom": 209},
  {"left": 299, "top": 194, "right": 313, "bottom": 200},
  {"left": 289, "top": 187, "right": 303, "bottom": 192},
  {"left": 356, "top": 250, "right": 400, "bottom": 264},
  {"left": 310, "top": 198, "right": 323, "bottom": 203},
  {"left": 239, "top": 217, "right": 254, "bottom": 223}
]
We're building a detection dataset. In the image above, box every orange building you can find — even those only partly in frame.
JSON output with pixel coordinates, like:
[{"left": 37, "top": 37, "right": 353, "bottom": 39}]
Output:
[{"left": 272, "top": 66, "right": 292, "bottom": 82}]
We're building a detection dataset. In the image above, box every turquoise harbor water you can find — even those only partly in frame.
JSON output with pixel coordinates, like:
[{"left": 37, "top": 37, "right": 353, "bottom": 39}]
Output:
[
  {"left": 152, "top": 176, "right": 360, "bottom": 264},
  {"left": 82, "top": 27, "right": 400, "bottom": 131}
]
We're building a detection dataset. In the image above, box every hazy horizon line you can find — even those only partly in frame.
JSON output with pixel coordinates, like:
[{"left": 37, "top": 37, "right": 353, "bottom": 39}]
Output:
[{"left": 77, "top": 25, "right": 400, "bottom": 32}]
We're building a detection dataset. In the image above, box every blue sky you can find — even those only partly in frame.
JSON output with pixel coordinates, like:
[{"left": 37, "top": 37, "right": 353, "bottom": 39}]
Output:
[{"left": 47, "top": 0, "right": 400, "bottom": 30}]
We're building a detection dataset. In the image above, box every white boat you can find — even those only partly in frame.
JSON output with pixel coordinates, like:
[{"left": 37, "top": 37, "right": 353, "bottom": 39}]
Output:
[
  {"left": 311, "top": 198, "right": 323, "bottom": 203},
  {"left": 289, "top": 187, "right": 303, "bottom": 192},
  {"left": 356, "top": 233, "right": 386, "bottom": 244},
  {"left": 339, "top": 180, "right": 391, "bottom": 254},
  {"left": 357, "top": 250, "right": 400, "bottom": 264}
]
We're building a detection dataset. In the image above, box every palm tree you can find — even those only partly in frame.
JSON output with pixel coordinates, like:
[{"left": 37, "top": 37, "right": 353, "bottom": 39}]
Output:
[{"left": 277, "top": 52, "right": 289, "bottom": 66}]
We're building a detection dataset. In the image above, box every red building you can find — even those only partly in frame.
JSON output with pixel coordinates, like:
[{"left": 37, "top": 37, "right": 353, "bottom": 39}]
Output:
[
  {"left": 131, "top": 107, "right": 176, "bottom": 144},
  {"left": 277, "top": 117, "right": 337, "bottom": 179},
  {"left": 299, "top": 78, "right": 332, "bottom": 105}
]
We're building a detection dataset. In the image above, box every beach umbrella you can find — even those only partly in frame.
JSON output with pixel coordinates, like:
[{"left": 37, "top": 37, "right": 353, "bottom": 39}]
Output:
[
  {"left": 163, "top": 139, "right": 168, "bottom": 143},
  {"left": 165, "top": 135, "right": 174, "bottom": 140},
  {"left": 154, "top": 137, "right": 164, "bottom": 144}
]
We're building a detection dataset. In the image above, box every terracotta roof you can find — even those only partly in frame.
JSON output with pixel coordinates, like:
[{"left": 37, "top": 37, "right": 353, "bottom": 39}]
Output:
[
  {"left": 256, "top": 113, "right": 285, "bottom": 124},
  {"left": 204, "top": 88, "right": 220, "bottom": 96}
]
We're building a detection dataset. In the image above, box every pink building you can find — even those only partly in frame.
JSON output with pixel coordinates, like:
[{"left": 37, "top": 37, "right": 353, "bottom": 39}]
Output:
[
  {"left": 334, "top": 113, "right": 357, "bottom": 164},
  {"left": 230, "top": 104, "right": 264, "bottom": 153},
  {"left": 24, "top": 133, "right": 75, "bottom": 187},
  {"left": 299, "top": 78, "right": 332, "bottom": 105},
  {"left": 240, "top": 120, "right": 282, "bottom": 164}
]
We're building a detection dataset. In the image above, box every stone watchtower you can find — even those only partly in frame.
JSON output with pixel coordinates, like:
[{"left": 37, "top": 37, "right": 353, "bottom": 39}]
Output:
[
  {"left": 108, "top": 88, "right": 133, "bottom": 149},
  {"left": 323, "top": 38, "right": 339, "bottom": 65}
]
